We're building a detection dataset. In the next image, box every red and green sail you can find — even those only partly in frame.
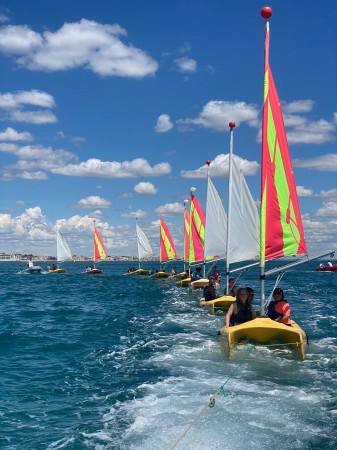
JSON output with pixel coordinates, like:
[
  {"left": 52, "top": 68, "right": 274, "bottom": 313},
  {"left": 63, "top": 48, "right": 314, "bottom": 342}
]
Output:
[
  {"left": 183, "top": 204, "right": 190, "bottom": 262},
  {"left": 160, "top": 215, "right": 178, "bottom": 262},
  {"left": 94, "top": 224, "right": 108, "bottom": 262},
  {"left": 260, "top": 21, "right": 307, "bottom": 263},
  {"left": 189, "top": 192, "right": 205, "bottom": 263}
]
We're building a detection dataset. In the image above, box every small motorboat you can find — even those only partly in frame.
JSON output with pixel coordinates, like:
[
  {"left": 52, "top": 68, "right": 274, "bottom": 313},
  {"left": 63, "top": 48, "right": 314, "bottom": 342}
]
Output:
[
  {"left": 20, "top": 265, "right": 43, "bottom": 274},
  {"left": 315, "top": 263, "right": 337, "bottom": 272},
  {"left": 82, "top": 266, "right": 103, "bottom": 274}
]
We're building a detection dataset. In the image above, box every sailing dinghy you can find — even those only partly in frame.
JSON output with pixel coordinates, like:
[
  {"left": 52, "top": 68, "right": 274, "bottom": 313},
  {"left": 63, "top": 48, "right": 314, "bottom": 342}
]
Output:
[
  {"left": 219, "top": 7, "right": 309, "bottom": 359},
  {"left": 82, "top": 221, "right": 107, "bottom": 274},
  {"left": 125, "top": 219, "right": 153, "bottom": 275},
  {"left": 48, "top": 228, "right": 72, "bottom": 273},
  {"left": 150, "top": 215, "right": 178, "bottom": 279}
]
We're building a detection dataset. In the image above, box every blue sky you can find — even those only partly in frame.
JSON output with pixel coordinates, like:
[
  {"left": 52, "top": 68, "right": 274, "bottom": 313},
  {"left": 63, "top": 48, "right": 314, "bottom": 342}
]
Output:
[{"left": 0, "top": 0, "right": 336, "bottom": 258}]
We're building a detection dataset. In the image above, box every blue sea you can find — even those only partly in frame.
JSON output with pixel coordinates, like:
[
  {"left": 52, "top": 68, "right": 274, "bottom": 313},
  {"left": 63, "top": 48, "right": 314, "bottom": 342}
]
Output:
[{"left": 1, "top": 260, "right": 337, "bottom": 450}]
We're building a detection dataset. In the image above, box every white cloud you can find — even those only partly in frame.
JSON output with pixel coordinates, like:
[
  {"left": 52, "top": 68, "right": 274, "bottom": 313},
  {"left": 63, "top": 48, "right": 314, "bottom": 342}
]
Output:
[
  {"left": 155, "top": 114, "right": 173, "bottom": 133},
  {"left": 155, "top": 202, "right": 184, "bottom": 214},
  {"left": 9, "top": 109, "right": 57, "bottom": 124},
  {"left": 177, "top": 100, "right": 259, "bottom": 131},
  {"left": 181, "top": 154, "right": 259, "bottom": 179},
  {"left": 293, "top": 154, "right": 337, "bottom": 171},
  {"left": 0, "top": 19, "right": 158, "bottom": 78},
  {"left": 296, "top": 186, "right": 313, "bottom": 197},
  {"left": 317, "top": 189, "right": 337, "bottom": 198},
  {"left": 316, "top": 201, "right": 337, "bottom": 217},
  {"left": 133, "top": 182, "right": 158, "bottom": 195},
  {"left": 52, "top": 157, "right": 171, "bottom": 178},
  {"left": 121, "top": 209, "right": 147, "bottom": 219},
  {"left": 18, "top": 170, "right": 47, "bottom": 180},
  {"left": 283, "top": 100, "right": 314, "bottom": 114},
  {"left": 0, "top": 127, "right": 33, "bottom": 142},
  {"left": 174, "top": 56, "right": 197, "bottom": 73},
  {"left": 75, "top": 196, "right": 112, "bottom": 209},
  {"left": 0, "top": 90, "right": 55, "bottom": 109}
]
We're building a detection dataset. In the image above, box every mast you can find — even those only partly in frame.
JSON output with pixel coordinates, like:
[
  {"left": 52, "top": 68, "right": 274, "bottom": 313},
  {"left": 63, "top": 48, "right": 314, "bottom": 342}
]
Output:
[
  {"left": 183, "top": 199, "right": 188, "bottom": 271},
  {"left": 93, "top": 220, "right": 96, "bottom": 268},
  {"left": 203, "top": 161, "right": 211, "bottom": 278},
  {"left": 225, "top": 122, "right": 235, "bottom": 294},
  {"left": 136, "top": 217, "right": 140, "bottom": 270}
]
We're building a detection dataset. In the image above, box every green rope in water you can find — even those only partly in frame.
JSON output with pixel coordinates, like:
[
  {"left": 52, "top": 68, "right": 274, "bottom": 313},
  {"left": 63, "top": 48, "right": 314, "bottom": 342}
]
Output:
[{"left": 169, "top": 344, "right": 255, "bottom": 450}]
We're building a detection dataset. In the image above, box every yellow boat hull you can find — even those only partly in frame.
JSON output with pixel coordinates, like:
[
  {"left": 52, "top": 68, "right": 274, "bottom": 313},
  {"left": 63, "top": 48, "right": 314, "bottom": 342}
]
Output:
[
  {"left": 150, "top": 271, "right": 170, "bottom": 279},
  {"left": 176, "top": 277, "right": 191, "bottom": 286},
  {"left": 219, "top": 317, "right": 307, "bottom": 359},
  {"left": 200, "top": 295, "right": 235, "bottom": 314},
  {"left": 48, "top": 268, "right": 67, "bottom": 273},
  {"left": 124, "top": 269, "right": 149, "bottom": 275},
  {"left": 190, "top": 278, "right": 209, "bottom": 289}
]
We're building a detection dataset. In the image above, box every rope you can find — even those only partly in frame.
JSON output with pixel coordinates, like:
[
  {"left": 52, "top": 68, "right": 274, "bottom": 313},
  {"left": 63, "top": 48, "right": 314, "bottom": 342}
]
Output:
[{"left": 169, "top": 344, "right": 255, "bottom": 450}]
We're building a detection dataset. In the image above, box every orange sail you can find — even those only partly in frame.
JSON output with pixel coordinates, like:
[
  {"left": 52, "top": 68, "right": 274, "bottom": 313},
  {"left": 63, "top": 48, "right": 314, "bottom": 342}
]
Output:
[
  {"left": 94, "top": 223, "right": 108, "bottom": 262},
  {"left": 159, "top": 215, "right": 178, "bottom": 262}
]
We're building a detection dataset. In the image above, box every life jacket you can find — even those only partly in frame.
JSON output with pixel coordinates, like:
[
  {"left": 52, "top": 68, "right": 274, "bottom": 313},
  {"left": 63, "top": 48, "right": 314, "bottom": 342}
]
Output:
[
  {"left": 230, "top": 302, "right": 252, "bottom": 325},
  {"left": 267, "top": 300, "right": 291, "bottom": 324},
  {"left": 203, "top": 285, "right": 217, "bottom": 301}
]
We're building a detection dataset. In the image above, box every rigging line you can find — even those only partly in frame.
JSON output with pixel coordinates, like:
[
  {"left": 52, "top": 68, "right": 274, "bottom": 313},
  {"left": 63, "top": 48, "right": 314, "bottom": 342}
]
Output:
[{"left": 169, "top": 345, "right": 255, "bottom": 450}]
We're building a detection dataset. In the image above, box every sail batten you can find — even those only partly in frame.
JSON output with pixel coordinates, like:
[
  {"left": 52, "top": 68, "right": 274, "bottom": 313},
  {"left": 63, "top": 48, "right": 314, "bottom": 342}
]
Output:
[{"left": 136, "top": 222, "right": 153, "bottom": 261}]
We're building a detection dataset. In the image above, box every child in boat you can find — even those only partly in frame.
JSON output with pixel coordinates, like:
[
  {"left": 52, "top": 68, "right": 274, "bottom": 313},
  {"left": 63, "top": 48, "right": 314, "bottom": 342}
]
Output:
[
  {"left": 225, "top": 278, "right": 237, "bottom": 297},
  {"left": 223, "top": 287, "right": 256, "bottom": 327},
  {"left": 203, "top": 276, "right": 220, "bottom": 301},
  {"left": 191, "top": 267, "right": 203, "bottom": 281},
  {"left": 267, "top": 288, "right": 291, "bottom": 325}
]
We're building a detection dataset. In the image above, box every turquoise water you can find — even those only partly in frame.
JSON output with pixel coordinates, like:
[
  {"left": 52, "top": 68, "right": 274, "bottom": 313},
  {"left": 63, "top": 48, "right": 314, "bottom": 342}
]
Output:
[{"left": 1, "top": 261, "right": 336, "bottom": 449}]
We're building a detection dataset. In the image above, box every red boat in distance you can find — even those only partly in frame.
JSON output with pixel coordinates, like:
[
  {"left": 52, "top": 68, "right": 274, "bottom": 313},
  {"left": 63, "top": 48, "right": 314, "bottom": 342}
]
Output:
[{"left": 315, "top": 262, "right": 337, "bottom": 272}]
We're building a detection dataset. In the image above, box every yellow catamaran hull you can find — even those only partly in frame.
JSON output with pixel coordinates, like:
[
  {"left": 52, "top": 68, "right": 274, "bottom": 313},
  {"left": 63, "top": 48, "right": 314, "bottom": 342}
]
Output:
[
  {"left": 124, "top": 269, "right": 149, "bottom": 276},
  {"left": 200, "top": 295, "right": 235, "bottom": 314},
  {"left": 189, "top": 278, "right": 209, "bottom": 289},
  {"left": 176, "top": 277, "right": 191, "bottom": 286},
  {"left": 219, "top": 317, "right": 307, "bottom": 359},
  {"left": 150, "top": 271, "right": 170, "bottom": 279},
  {"left": 48, "top": 268, "right": 67, "bottom": 274}
]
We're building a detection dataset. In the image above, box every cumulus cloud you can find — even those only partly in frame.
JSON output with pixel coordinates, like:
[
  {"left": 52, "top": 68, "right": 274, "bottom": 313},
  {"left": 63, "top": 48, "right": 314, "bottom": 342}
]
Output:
[
  {"left": 181, "top": 154, "right": 259, "bottom": 179},
  {"left": 176, "top": 100, "right": 259, "bottom": 132},
  {"left": 316, "top": 201, "right": 337, "bottom": 217},
  {"left": 293, "top": 154, "right": 337, "bottom": 171},
  {"left": 0, "top": 89, "right": 57, "bottom": 124},
  {"left": 121, "top": 209, "right": 147, "bottom": 219},
  {"left": 283, "top": 100, "right": 314, "bottom": 114},
  {"left": 133, "top": 182, "right": 158, "bottom": 195},
  {"left": 74, "top": 196, "right": 112, "bottom": 209},
  {"left": 317, "top": 189, "right": 337, "bottom": 198},
  {"left": 155, "top": 114, "right": 173, "bottom": 133},
  {"left": 296, "top": 186, "right": 313, "bottom": 197},
  {"left": 174, "top": 56, "right": 197, "bottom": 73},
  {"left": 52, "top": 157, "right": 171, "bottom": 178},
  {"left": 0, "top": 19, "right": 158, "bottom": 78},
  {"left": 0, "top": 127, "right": 33, "bottom": 141},
  {"left": 155, "top": 202, "right": 184, "bottom": 214}
]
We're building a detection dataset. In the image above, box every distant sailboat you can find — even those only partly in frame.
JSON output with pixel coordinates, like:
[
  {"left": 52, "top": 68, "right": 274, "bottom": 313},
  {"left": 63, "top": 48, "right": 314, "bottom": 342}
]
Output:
[
  {"left": 150, "top": 214, "right": 178, "bottom": 278},
  {"left": 125, "top": 219, "right": 153, "bottom": 275},
  {"left": 82, "top": 221, "right": 108, "bottom": 274},
  {"left": 48, "top": 228, "right": 72, "bottom": 273}
]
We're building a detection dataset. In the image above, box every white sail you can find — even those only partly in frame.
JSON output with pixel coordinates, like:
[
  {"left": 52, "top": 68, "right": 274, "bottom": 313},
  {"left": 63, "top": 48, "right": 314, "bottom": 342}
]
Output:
[
  {"left": 227, "top": 157, "right": 259, "bottom": 264},
  {"left": 56, "top": 229, "right": 72, "bottom": 263},
  {"left": 204, "top": 177, "right": 227, "bottom": 260},
  {"left": 136, "top": 223, "right": 153, "bottom": 260}
]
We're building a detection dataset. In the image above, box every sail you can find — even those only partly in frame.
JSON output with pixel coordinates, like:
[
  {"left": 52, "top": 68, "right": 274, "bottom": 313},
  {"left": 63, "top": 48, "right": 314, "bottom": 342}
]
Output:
[
  {"left": 204, "top": 177, "right": 227, "bottom": 260},
  {"left": 189, "top": 192, "right": 205, "bottom": 263},
  {"left": 260, "top": 20, "right": 307, "bottom": 263},
  {"left": 56, "top": 229, "right": 72, "bottom": 262},
  {"left": 136, "top": 222, "right": 153, "bottom": 260},
  {"left": 227, "top": 158, "right": 259, "bottom": 263},
  {"left": 94, "top": 225, "right": 108, "bottom": 262},
  {"left": 183, "top": 205, "right": 190, "bottom": 263},
  {"left": 159, "top": 215, "right": 178, "bottom": 262}
]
